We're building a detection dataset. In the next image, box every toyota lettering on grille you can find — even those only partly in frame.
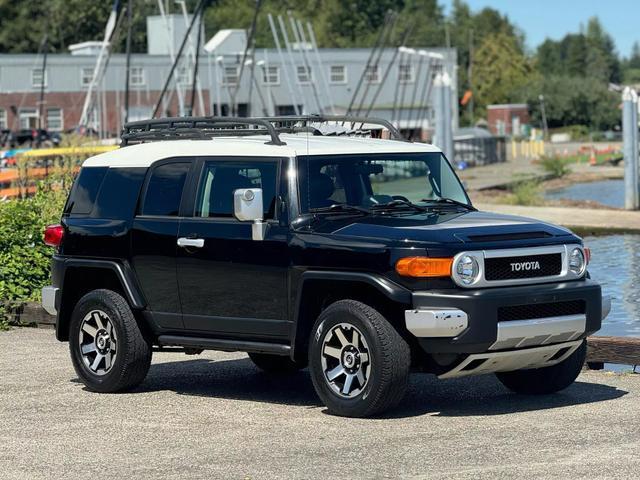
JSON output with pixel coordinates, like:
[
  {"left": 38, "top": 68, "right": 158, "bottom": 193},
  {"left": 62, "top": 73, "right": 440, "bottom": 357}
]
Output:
[{"left": 510, "top": 261, "right": 541, "bottom": 272}]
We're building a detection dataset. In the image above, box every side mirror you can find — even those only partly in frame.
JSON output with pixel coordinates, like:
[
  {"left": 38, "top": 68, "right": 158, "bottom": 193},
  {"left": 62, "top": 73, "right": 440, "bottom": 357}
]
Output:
[{"left": 234, "top": 188, "right": 267, "bottom": 241}]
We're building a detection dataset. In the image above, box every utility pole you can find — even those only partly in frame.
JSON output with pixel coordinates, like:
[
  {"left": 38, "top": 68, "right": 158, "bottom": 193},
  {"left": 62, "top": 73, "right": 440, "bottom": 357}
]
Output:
[
  {"left": 538, "top": 94, "right": 549, "bottom": 140},
  {"left": 467, "top": 28, "right": 474, "bottom": 124},
  {"left": 37, "top": 35, "right": 49, "bottom": 138},
  {"left": 124, "top": 0, "right": 132, "bottom": 124},
  {"left": 622, "top": 87, "right": 639, "bottom": 210}
]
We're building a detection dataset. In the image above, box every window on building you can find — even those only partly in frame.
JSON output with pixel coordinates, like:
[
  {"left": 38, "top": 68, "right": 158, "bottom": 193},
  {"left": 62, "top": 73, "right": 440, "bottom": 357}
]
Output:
[
  {"left": 141, "top": 162, "right": 191, "bottom": 217},
  {"left": 329, "top": 65, "right": 346, "bottom": 84},
  {"left": 19, "top": 108, "right": 39, "bottom": 129},
  {"left": 262, "top": 66, "right": 279, "bottom": 85},
  {"left": 177, "top": 67, "right": 192, "bottom": 86},
  {"left": 130, "top": 67, "right": 145, "bottom": 87},
  {"left": 222, "top": 66, "right": 239, "bottom": 86},
  {"left": 47, "top": 108, "right": 63, "bottom": 131},
  {"left": 0, "top": 108, "right": 7, "bottom": 129},
  {"left": 297, "top": 65, "right": 312, "bottom": 84},
  {"left": 364, "top": 65, "right": 379, "bottom": 83},
  {"left": 31, "top": 69, "right": 47, "bottom": 88},
  {"left": 81, "top": 68, "right": 94, "bottom": 88},
  {"left": 398, "top": 63, "right": 414, "bottom": 83}
]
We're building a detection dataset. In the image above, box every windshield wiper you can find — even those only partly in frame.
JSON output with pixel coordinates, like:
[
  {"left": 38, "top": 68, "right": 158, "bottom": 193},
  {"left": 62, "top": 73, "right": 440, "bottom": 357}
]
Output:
[
  {"left": 421, "top": 197, "right": 477, "bottom": 211},
  {"left": 370, "top": 199, "right": 429, "bottom": 213},
  {"left": 310, "top": 204, "right": 371, "bottom": 215}
]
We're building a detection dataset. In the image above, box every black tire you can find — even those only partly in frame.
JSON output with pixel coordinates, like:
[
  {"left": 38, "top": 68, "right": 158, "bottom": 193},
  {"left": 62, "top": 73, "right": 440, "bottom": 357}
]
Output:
[
  {"left": 308, "top": 299, "right": 410, "bottom": 418},
  {"left": 495, "top": 340, "right": 587, "bottom": 395},
  {"left": 69, "top": 289, "right": 152, "bottom": 393},
  {"left": 248, "top": 352, "right": 305, "bottom": 373}
]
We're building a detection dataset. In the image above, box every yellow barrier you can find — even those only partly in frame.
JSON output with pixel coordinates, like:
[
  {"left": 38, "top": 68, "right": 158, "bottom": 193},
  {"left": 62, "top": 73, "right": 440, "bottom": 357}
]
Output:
[{"left": 18, "top": 145, "right": 119, "bottom": 158}]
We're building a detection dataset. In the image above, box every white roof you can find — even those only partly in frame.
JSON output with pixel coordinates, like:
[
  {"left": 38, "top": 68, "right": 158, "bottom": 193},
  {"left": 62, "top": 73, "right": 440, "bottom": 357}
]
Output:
[{"left": 83, "top": 135, "right": 442, "bottom": 168}]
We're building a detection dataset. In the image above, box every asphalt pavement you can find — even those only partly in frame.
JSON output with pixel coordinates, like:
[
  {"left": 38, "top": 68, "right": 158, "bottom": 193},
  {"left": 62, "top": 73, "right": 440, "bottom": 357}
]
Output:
[{"left": 1, "top": 327, "right": 639, "bottom": 479}]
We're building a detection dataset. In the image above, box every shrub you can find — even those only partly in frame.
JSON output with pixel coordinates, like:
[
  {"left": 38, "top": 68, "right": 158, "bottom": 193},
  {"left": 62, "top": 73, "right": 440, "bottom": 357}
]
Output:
[
  {"left": 505, "top": 180, "right": 542, "bottom": 206},
  {"left": 0, "top": 174, "right": 72, "bottom": 329},
  {"left": 540, "top": 156, "right": 571, "bottom": 178}
]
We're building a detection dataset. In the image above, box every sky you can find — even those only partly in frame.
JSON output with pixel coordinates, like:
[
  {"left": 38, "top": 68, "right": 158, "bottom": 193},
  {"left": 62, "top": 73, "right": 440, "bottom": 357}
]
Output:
[{"left": 440, "top": 0, "right": 639, "bottom": 58}]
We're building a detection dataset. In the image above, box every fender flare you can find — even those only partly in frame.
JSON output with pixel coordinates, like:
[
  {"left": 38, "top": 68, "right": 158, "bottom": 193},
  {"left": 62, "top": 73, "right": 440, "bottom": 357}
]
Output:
[
  {"left": 290, "top": 270, "right": 411, "bottom": 359},
  {"left": 62, "top": 258, "right": 146, "bottom": 309}
]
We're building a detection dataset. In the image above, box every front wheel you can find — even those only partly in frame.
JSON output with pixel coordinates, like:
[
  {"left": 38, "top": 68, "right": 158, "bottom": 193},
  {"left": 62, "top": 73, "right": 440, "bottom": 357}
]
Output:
[
  {"left": 495, "top": 340, "right": 587, "bottom": 395},
  {"left": 69, "top": 289, "right": 152, "bottom": 393},
  {"left": 308, "top": 300, "right": 411, "bottom": 417}
]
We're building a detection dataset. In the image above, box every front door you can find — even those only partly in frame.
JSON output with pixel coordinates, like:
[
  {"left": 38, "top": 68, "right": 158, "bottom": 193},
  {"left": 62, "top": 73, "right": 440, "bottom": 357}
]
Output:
[{"left": 176, "top": 157, "right": 290, "bottom": 340}]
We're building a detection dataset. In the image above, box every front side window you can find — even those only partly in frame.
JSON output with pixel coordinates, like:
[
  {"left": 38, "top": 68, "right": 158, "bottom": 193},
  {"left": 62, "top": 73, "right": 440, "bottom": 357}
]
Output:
[
  {"left": 299, "top": 153, "right": 470, "bottom": 212},
  {"left": 195, "top": 160, "right": 278, "bottom": 218},
  {"left": 140, "top": 162, "right": 190, "bottom": 216}
]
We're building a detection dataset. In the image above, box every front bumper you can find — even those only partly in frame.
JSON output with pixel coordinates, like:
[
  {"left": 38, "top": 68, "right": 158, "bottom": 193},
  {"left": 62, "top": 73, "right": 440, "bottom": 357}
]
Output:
[{"left": 406, "top": 279, "right": 605, "bottom": 354}]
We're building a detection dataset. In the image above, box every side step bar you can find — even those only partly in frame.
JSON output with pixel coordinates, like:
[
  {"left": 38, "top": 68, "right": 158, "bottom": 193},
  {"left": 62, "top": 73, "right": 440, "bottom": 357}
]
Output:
[{"left": 157, "top": 335, "right": 291, "bottom": 356}]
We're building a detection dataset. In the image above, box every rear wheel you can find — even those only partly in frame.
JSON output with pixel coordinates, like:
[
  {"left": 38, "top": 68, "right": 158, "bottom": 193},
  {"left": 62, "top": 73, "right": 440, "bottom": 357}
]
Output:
[
  {"left": 69, "top": 289, "right": 151, "bottom": 393},
  {"left": 496, "top": 341, "right": 587, "bottom": 395},
  {"left": 248, "top": 352, "right": 305, "bottom": 373},
  {"left": 308, "top": 299, "right": 410, "bottom": 417}
]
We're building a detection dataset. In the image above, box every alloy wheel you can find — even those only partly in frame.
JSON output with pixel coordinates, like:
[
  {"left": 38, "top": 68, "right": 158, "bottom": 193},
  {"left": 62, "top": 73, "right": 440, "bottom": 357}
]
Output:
[
  {"left": 78, "top": 310, "right": 117, "bottom": 376},
  {"left": 320, "top": 322, "right": 371, "bottom": 398}
]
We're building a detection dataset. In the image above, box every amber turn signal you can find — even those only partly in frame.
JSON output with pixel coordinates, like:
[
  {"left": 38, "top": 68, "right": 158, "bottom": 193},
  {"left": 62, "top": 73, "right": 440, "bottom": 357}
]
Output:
[{"left": 395, "top": 257, "right": 453, "bottom": 277}]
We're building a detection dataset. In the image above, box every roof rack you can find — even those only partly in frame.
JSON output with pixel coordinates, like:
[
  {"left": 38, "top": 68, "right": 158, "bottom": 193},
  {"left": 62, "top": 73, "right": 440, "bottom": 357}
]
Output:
[{"left": 120, "top": 115, "right": 405, "bottom": 147}]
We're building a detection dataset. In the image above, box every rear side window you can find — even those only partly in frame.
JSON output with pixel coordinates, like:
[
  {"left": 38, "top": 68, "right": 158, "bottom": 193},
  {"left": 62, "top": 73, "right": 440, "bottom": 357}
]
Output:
[
  {"left": 140, "top": 162, "right": 190, "bottom": 216},
  {"left": 64, "top": 167, "right": 108, "bottom": 215},
  {"left": 92, "top": 168, "right": 146, "bottom": 219}
]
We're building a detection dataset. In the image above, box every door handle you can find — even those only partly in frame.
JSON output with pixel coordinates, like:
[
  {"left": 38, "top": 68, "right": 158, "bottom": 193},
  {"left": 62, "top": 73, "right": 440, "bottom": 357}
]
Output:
[{"left": 177, "top": 237, "right": 205, "bottom": 248}]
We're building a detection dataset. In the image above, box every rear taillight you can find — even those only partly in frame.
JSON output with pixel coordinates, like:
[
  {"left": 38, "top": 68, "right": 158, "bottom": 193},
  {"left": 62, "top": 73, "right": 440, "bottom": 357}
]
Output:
[{"left": 44, "top": 224, "right": 64, "bottom": 247}]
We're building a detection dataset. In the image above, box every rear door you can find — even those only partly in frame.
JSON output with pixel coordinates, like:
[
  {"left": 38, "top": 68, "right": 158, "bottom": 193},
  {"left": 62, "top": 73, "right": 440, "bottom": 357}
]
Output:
[
  {"left": 176, "top": 156, "right": 290, "bottom": 339},
  {"left": 131, "top": 159, "right": 193, "bottom": 331}
]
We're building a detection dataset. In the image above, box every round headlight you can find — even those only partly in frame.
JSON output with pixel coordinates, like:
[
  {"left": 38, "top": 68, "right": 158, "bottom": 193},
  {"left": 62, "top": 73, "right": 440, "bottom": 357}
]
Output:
[
  {"left": 569, "top": 248, "right": 586, "bottom": 276},
  {"left": 455, "top": 255, "right": 480, "bottom": 285}
]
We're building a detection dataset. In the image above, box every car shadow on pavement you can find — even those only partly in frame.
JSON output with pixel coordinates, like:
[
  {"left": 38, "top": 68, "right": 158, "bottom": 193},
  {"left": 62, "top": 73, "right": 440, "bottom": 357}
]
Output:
[{"left": 89, "top": 357, "right": 628, "bottom": 418}]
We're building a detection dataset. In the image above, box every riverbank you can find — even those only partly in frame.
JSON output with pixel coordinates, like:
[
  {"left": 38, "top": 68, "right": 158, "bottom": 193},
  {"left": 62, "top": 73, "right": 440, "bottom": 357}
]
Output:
[{"left": 475, "top": 203, "right": 640, "bottom": 234}]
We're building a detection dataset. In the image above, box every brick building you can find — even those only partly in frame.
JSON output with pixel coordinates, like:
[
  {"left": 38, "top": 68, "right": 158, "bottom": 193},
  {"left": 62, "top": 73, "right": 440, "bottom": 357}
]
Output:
[
  {"left": 486, "top": 103, "right": 529, "bottom": 137},
  {"left": 0, "top": 16, "right": 458, "bottom": 138}
]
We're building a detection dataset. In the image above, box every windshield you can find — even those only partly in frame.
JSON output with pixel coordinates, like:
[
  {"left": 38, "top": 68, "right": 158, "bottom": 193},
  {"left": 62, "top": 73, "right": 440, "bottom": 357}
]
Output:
[{"left": 298, "top": 152, "right": 470, "bottom": 213}]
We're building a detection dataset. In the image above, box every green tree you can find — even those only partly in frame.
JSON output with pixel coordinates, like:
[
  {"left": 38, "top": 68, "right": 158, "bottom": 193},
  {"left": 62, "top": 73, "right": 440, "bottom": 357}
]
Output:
[{"left": 470, "top": 32, "right": 531, "bottom": 116}]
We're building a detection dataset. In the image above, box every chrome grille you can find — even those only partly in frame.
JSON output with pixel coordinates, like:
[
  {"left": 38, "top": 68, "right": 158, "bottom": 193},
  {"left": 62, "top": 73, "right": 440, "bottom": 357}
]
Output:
[{"left": 485, "top": 253, "right": 562, "bottom": 281}]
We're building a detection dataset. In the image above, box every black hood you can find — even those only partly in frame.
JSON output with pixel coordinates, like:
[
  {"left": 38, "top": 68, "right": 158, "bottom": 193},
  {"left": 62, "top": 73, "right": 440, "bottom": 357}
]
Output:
[{"left": 310, "top": 210, "right": 576, "bottom": 246}]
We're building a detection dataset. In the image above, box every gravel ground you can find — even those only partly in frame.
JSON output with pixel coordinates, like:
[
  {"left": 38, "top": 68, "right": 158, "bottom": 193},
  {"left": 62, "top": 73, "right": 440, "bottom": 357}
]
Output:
[{"left": 1, "top": 327, "right": 639, "bottom": 479}]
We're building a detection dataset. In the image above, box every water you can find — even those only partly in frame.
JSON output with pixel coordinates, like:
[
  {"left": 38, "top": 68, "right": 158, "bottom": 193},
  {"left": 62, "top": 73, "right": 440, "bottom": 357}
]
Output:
[
  {"left": 584, "top": 234, "right": 640, "bottom": 338},
  {"left": 545, "top": 179, "right": 624, "bottom": 208}
]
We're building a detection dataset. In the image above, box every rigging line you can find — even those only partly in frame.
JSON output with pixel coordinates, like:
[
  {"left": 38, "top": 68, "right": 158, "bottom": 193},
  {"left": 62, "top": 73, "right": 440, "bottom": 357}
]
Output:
[
  {"left": 404, "top": 51, "right": 427, "bottom": 140},
  {"left": 231, "top": 0, "right": 262, "bottom": 116},
  {"left": 352, "top": 11, "right": 397, "bottom": 118},
  {"left": 361, "top": 24, "right": 412, "bottom": 126},
  {"left": 12, "top": 35, "right": 48, "bottom": 131},
  {"left": 277, "top": 14, "right": 306, "bottom": 114},
  {"left": 397, "top": 52, "right": 413, "bottom": 133},
  {"left": 307, "top": 21, "right": 336, "bottom": 115},
  {"left": 413, "top": 58, "right": 439, "bottom": 142},
  {"left": 343, "top": 9, "right": 393, "bottom": 124},
  {"left": 291, "top": 15, "right": 323, "bottom": 114},
  {"left": 152, "top": 0, "right": 208, "bottom": 118},
  {"left": 267, "top": 13, "right": 300, "bottom": 115}
]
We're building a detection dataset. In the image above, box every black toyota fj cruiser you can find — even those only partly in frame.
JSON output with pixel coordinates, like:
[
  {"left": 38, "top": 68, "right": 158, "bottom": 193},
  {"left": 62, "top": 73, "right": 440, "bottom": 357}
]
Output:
[{"left": 42, "top": 116, "right": 609, "bottom": 417}]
